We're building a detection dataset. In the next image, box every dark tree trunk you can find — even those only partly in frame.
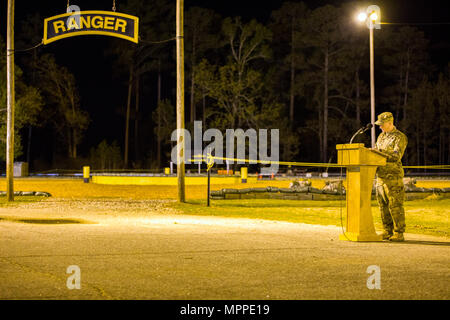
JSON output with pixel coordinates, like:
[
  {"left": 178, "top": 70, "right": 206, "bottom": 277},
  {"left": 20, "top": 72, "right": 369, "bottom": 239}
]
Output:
[
  {"left": 423, "top": 128, "right": 427, "bottom": 168},
  {"left": 323, "top": 49, "right": 329, "bottom": 163},
  {"left": 355, "top": 69, "right": 360, "bottom": 127},
  {"left": 202, "top": 92, "right": 206, "bottom": 128},
  {"left": 26, "top": 126, "right": 32, "bottom": 165},
  {"left": 67, "top": 126, "right": 73, "bottom": 158},
  {"left": 396, "top": 59, "right": 403, "bottom": 123},
  {"left": 289, "top": 16, "right": 295, "bottom": 125},
  {"left": 124, "top": 65, "right": 133, "bottom": 168},
  {"left": 72, "top": 128, "right": 77, "bottom": 159},
  {"left": 27, "top": 48, "right": 38, "bottom": 168},
  {"left": 403, "top": 49, "right": 410, "bottom": 128},
  {"left": 416, "top": 118, "right": 420, "bottom": 165},
  {"left": 190, "top": 34, "right": 196, "bottom": 123},
  {"left": 157, "top": 60, "right": 162, "bottom": 168},
  {"left": 439, "top": 118, "right": 443, "bottom": 165},
  {"left": 134, "top": 74, "right": 140, "bottom": 165}
]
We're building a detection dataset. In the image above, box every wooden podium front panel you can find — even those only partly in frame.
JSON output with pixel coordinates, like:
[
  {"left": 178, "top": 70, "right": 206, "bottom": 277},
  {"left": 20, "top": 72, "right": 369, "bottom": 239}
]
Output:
[
  {"left": 336, "top": 143, "right": 385, "bottom": 241},
  {"left": 346, "top": 166, "right": 378, "bottom": 235}
]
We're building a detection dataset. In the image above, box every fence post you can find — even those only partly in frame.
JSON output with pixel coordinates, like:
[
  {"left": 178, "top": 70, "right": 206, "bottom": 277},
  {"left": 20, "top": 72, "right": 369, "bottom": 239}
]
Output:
[
  {"left": 241, "top": 167, "right": 248, "bottom": 183},
  {"left": 83, "top": 166, "right": 90, "bottom": 183}
]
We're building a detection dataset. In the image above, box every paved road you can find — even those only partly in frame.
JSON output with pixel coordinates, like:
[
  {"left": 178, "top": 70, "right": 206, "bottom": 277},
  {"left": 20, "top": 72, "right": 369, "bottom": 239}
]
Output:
[{"left": 0, "top": 202, "right": 449, "bottom": 300}]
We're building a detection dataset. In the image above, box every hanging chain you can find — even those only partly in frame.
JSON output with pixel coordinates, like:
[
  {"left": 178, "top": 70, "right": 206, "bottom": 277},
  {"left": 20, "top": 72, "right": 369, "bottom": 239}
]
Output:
[
  {"left": 67, "top": 0, "right": 116, "bottom": 12},
  {"left": 66, "top": 0, "right": 116, "bottom": 11}
]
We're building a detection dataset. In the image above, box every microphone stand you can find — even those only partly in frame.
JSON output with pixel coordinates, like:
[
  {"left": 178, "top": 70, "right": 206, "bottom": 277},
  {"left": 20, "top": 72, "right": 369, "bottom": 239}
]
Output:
[
  {"left": 349, "top": 128, "right": 363, "bottom": 144},
  {"left": 350, "top": 124, "right": 373, "bottom": 144}
]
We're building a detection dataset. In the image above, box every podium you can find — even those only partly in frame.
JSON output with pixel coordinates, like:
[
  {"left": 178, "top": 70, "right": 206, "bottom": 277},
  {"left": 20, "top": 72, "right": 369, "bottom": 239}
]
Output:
[{"left": 336, "top": 143, "right": 387, "bottom": 241}]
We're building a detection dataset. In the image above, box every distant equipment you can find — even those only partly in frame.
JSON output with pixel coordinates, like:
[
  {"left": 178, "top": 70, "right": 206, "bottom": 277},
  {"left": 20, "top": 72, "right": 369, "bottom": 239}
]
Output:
[{"left": 13, "top": 162, "right": 28, "bottom": 177}]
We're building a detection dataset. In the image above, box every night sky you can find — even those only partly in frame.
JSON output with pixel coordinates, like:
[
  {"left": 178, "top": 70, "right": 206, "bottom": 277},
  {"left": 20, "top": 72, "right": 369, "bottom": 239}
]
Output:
[{"left": 1, "top": 0, "right": 449, "bottom": 167}]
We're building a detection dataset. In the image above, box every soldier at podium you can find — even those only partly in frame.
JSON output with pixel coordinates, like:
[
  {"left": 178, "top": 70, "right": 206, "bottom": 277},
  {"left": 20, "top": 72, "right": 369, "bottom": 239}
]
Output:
[{"left": 373, "top": 112, "right": 408, "bottom": 242}]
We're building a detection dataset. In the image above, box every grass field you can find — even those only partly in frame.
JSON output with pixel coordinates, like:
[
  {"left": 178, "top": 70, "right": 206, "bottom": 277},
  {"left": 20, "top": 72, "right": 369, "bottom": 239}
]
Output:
[
  {"left": 170, "top": 198, "right": 450, "bottom": 238},
  {"left": 0, "top": 178, "right": 448, "bottom": 237},
  {"left": 1, "top": 177, "right": 448, "bottom": 199}
]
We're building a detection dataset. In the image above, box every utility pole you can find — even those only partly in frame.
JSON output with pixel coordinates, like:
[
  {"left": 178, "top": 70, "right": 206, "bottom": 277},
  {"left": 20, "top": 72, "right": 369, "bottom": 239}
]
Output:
[
  {"left": 176, "top": 0, "right": 186, "bottom": 202},
  {"left": 369, "top": 25, "right": 376, "bottom": 148},
  {"left": 6, "top": 0, "right": 15, "bottom": 202}
]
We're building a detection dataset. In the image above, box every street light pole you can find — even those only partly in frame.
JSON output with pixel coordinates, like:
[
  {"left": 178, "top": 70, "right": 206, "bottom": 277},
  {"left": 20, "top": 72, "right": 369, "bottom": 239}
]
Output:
[
  {"left": 358, "top": 9, "right": 378, "bottom": 148},
  {"left": 6, "top": 0, "right": 15, "bottom": 202},
  {"left": 176, "top": 0, "right": 186, "bottom": 202},
  {"left": 369, "top": 24, "right": 375, "bottom": 148}
]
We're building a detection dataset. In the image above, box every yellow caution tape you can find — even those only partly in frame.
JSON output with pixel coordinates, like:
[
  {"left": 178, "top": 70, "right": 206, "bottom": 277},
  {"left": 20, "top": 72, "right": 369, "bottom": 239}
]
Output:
[
  {"left": 193, "top": 154, "right": 450, "bottom": 170},
  {"left": 403, "top": 165, "right": 450, "bottom": 169}
]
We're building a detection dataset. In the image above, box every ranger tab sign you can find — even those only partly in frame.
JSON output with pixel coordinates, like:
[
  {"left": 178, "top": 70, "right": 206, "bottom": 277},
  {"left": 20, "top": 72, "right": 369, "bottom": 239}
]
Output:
[{"left": 43, "top": 11, "right": 139, "bottom": 44}]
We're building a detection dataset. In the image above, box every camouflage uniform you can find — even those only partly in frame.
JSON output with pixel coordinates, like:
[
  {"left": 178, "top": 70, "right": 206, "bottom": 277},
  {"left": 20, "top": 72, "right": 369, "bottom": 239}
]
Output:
[{"left": 375, "top": 113, "right": 408, "bottom": 234}]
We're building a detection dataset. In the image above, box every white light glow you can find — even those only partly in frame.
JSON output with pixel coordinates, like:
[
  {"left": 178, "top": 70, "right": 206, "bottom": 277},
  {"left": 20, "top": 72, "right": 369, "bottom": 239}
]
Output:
[{"left": 357, "top": 12, "right": 367, "bottom": 22}]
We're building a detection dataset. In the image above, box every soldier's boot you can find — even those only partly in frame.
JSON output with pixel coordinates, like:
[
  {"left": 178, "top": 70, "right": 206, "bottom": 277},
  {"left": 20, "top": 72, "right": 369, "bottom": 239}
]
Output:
[
  {"left": 380, "top": 230, "right": 393, "bottom": 240},
  {"left": 389, "top": 232, "right": 404, "bottom": 242}
]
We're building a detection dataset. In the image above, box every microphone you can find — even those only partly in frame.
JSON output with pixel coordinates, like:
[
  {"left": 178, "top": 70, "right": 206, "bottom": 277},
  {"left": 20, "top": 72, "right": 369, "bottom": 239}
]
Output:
[
  {"left": 360, "top": 123, "right": 373, "bottom": 133},
  {"left": 349, "top": 123, "right": 373, "bottom": 143}
]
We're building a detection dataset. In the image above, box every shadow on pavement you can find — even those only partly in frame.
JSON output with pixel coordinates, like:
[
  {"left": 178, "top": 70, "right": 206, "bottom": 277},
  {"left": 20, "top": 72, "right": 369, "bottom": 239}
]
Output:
[
  {"left": 396, "top": 239, "right": 450, "bottom": 246},
  {"left": 0, "top": 216, "right": 94, "bottom": 225}
]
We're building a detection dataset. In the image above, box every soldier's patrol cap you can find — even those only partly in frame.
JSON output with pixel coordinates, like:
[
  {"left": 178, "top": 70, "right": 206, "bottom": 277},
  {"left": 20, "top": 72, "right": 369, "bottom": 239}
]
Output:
[{"left": 375, "top": 112, "right": 394, "bottom": 125}]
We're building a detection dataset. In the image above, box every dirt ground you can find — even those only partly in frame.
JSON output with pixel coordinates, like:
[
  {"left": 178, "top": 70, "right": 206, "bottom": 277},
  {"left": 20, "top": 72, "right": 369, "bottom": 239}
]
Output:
[{"left": 0, "top": 198, "right": 448, "bottom": 300}]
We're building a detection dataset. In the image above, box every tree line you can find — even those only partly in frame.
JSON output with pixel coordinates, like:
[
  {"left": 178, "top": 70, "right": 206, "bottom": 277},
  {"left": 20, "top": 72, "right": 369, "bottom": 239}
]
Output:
[{"left": 1, "top": 0, "right": 448, "bottom": 171}]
